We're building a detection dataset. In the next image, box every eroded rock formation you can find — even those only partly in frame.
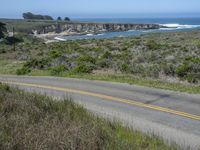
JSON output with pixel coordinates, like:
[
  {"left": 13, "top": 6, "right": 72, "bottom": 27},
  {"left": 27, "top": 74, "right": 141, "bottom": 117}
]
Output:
[{"left": 35, "top": 22, "right": 163, "bottom": 34}]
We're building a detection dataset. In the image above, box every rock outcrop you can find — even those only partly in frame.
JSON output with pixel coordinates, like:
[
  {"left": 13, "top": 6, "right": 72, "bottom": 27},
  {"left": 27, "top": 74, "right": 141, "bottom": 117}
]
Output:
[{"left": 35, "top": 22, "right": 163, "bottom": 34}]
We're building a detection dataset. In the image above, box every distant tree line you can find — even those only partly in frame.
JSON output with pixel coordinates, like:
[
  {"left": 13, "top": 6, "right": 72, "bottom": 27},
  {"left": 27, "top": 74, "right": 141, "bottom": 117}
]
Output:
[
  {"left": 64, "top": 17, "right": 70, "bottom": 21},
  {"left": 23, "top": 12, "right": 54, "bottom": 20},
  {"left": 23, "top": 12, "right": 71, "bottom": 21},
  {"left": 57, "top": 16, "right": 70, "bottom": 21}
]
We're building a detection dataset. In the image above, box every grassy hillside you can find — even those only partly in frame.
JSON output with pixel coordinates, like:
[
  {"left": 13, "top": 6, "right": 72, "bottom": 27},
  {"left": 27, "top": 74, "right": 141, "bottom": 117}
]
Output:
[
  {"left": 0, "top": 83, "right": 178, "bottom": 150},
  {"left": 0, "top": 19, "right": 72, "bottom": 33},
  {"left": 0, "top": 29, "right": 200, "bottom": 93}
]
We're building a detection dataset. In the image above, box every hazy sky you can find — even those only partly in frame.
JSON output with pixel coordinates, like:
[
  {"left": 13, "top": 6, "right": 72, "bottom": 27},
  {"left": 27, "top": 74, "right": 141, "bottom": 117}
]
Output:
[{"left": 1, "top": 0, "right": 200, "bottom": 18}]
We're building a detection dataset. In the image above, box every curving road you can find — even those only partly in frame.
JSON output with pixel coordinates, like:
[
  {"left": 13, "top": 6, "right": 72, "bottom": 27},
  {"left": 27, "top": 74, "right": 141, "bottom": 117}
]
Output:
[{"left": 0, "top": 75, "right": 200, "bottom": 149}]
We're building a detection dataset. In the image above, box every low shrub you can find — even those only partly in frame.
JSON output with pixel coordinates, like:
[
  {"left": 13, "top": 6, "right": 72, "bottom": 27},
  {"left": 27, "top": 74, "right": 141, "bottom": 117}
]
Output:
[
  {"left": 162, "top": 63, "right": 175, "bottom": 76},
  {"left": 176, "top": 64, "right": 190, "bottom": 78},
  {"left": 24, "top": 58, "right": 50, "bottom": 69},
  {"left": 77, "top": 55, "right": 96, "bottom": 64},
  {"left": 196, "top": 42, "right": 200, "bottom": 49},
  {"left": 102, "top": 51, "right": 112, "bottom": 59},
  {"left": 49, "top": 49, "right": 62, "bottom": 58},
  {"left": 4, "top": 36, "right": 23, "bottom": 45},
  {"left": 96, "top": 59, "right": 110, "bottom": 68},
  {"left": 73, "top": 64, "right": 95, "bottom": 73},
  {"left": 130, "top": 38, "right": 141, "bottom": 45},
  {"left": 184, "top": 74, "right": 198, "bottom": 83},
  {"left": 120, "top": 64, "right": 130, "bottom": 73},
  {"left": 50, "top": 65, "right": 67, "bottom": 75},
  {"left": 175, "top": 62, "right": 200, "bottom": 83},
  {"left": 16, "top": 67, "right": 31, "bottom": 75},
  {"left": 146, "top": 40, "right": 162, "bottom": 50}
]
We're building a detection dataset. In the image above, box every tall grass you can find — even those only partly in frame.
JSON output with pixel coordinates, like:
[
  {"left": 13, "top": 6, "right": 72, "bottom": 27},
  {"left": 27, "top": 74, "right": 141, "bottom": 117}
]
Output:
[{"left": 0, "top": 83, "right": 178, "bottom": 150}]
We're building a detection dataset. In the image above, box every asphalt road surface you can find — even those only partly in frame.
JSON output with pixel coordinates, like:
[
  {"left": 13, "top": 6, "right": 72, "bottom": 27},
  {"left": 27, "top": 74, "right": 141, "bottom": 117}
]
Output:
[{"left": 0, "top": 75, "right": 200, "bottom": 149}]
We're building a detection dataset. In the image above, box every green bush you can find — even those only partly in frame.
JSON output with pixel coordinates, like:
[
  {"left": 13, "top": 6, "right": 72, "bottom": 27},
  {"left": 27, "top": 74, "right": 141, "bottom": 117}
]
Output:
[
  {"left": 50, "top": 65, "right": 67, "bottom": 75},
  {"left": 185, "top": 57, "right": 200, "bottom": 63},
  {"left": 184, "top": 74, "right": 198, "bottom": 83},
  {"left": 16, "top": 67, "right": 31, "bottom": 75},
  {"left": 96, "top": 59, "right": 110, "bottom": 68},
  {"left": 121, "top": 43, "right": 130, "bottom": 51},
  {"left": 146, "top": 40, "right": 162, "bottom": 50},
  {"left": 132, "top": 38, "right": 141, "bottom": 45},
  {"left": 77, "top": 55, "right": 96, "bottom": 64},
  {"left": 4, "top": 36, "right": 23, "bottom": 45},
  {"left": 176, "top": 64, "right": 190, "bottom": 78},
  {"left": 49, "top": 49, "right": 62, "bottom": 58},
  {"left": 24, "top": 58, "right": 50, "bottom": 69},
  {"left": 196, "top": 42, "right": 200, "bottom": 49},
  {"left": 175, "top": 62, "right": 200, "bottom": 83},
  {"left": 73, "top": 64, "right": 94, "bottom": 73},
  {"left": 120, "top": 64, "right": 130, "bottom": 73},
  {"left": 102, "top": 51, "right": 112, "bottom": 59}
]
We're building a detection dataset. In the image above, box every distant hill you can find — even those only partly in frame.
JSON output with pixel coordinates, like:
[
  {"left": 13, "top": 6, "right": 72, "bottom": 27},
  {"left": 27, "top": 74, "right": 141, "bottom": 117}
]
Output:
[{"left": 23, "top": 12, "right": 54, "bottom": 20}]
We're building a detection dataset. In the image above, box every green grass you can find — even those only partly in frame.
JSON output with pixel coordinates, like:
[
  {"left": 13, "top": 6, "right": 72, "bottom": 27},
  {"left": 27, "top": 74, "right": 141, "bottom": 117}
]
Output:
[
  {"left": 0, "top": 59, "right": 24, "bottom": 74},
  {"left": 0, "top": 83, "right": 179, "bottom": 150},
  {"left": 27, "top": 69, "right": 200, "bottom": 94},
  {"left": 62, "top": 73, "right": 200, "bottom": 94},
  {"left": 0, "top": 59, "right": 199, "bottom": 94},
  {"left": 0, "top": 19, "right": 72, "bottom": 33},
  {"left": 1, "top": 28, "right": 200, "bottom": 94}
]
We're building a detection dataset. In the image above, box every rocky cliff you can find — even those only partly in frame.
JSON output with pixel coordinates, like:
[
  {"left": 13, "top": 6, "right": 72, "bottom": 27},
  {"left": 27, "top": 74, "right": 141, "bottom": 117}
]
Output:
[{"left": 34, "top": 22, "right": 163, "bottom": 34}]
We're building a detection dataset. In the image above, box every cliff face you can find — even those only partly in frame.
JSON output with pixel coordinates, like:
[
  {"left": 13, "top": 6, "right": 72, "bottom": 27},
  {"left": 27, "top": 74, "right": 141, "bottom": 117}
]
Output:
[{"left": 35, "top": 23, "right": 162, "bottom": 34}]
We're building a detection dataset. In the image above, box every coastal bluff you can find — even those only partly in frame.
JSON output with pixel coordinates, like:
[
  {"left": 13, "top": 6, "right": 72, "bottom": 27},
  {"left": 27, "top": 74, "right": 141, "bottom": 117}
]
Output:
[{"left": 34, "top": 22, "right": 164, "bottom": 34}]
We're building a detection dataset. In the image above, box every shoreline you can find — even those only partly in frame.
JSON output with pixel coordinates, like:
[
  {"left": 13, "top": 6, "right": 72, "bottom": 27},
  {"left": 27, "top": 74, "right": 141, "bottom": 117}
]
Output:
[
  {"left": 31, "top": 22, "right": 165, "bottom": 42},
  {"left": 35, "top": 26, "right": 200, "bottom": 43},
  {"left": 35, "top": 30, "right": 107, "bottom": 42}
]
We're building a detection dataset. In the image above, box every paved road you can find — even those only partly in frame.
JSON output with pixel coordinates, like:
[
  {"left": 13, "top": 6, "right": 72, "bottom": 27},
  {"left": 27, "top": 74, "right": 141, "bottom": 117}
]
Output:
[{"left": 0, "top": 75, "right": 200, "bottom": 149}]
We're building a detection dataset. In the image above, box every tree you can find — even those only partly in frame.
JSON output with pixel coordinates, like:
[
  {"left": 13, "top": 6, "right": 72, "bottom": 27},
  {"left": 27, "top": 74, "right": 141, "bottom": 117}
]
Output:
[
  {"left": 23, "top": 12, "right": 53, "bottom": 20},
  {"left": 0, "top": 22, "right": 7, "bottom": 39},
  {"left": 57, "top": 17, "right": 62, "bottom": 21},
  {"left": 64, "top": 17, "right": 70, "bottom": 21}
]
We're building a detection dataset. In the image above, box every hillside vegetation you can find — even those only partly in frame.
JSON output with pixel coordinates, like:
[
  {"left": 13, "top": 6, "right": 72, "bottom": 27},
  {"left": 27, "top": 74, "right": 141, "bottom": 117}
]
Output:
[
  {"left": 0, "top": 26, "right": 200, "bottom": 93},
  {"left": 0, "top": 83, "right": 178, "bottom": 150},
  {"left": 0, "top": 19, "right": 71, "bottom": 33}
]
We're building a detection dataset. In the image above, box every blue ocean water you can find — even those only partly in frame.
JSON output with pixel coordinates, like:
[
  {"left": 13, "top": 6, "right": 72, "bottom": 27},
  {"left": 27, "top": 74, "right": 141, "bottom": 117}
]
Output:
[
  {"left": 75, "top": 18, "right": 200, "bottom": 25},
  {"left": 60, "top": 18, "right": 200, "bottom": 40}
]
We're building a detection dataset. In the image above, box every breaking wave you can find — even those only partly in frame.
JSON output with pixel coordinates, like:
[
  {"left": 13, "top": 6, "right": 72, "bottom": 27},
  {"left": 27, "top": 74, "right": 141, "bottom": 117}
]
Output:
[
  {"left": 160, "top": 24, "right": 200, "bottom": 30},
  {"left": 54, "top": 37, "right": 66, "bottom": 41}
]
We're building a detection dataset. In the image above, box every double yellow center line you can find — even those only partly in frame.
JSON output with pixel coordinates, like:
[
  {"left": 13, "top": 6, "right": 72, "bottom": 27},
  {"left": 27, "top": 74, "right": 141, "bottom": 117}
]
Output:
[{"left": 2, "top": 81, "right": 200, "bottom": 121}]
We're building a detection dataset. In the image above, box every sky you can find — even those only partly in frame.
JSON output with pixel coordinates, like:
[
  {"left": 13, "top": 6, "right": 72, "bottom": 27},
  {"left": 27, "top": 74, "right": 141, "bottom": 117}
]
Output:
[{"left": 0, "top": 0, "right": 200, "bottom": 18}]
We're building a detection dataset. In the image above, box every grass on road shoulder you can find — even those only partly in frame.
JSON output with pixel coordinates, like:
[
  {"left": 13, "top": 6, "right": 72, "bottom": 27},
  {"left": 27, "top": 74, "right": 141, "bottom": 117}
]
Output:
[
  {"left": 0, "top": 58, "right": 199, "bottom": 94},
  {"left": 0, "top": 83, "right": 178, "bottom": 150},
  {"left": 63, "top": 73, "right": 200, "bottom": 94},
  {"left": 0, "top": 59, "right": 24, "bottom": 75},
  {"left": 29, "top": 69, "right": 200, "bottom": 94}
]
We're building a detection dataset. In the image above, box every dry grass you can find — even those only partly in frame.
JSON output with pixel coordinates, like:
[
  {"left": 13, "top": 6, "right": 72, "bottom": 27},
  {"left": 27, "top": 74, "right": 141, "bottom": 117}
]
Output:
[{"left": 0, "top": 83, "right": 178, "bottom": 150}]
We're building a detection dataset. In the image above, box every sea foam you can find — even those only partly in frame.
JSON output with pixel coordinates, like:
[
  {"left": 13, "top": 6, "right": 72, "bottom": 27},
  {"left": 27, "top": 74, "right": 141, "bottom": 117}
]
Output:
[
  {"left": 160, "top": 24, "right": 200, "bottom": 30},
  {"left": 54, "top": 37, "right": 66, "bottom": 41},
  {"left": 86, "top": 34, "right": 94, "bottom": 36}
]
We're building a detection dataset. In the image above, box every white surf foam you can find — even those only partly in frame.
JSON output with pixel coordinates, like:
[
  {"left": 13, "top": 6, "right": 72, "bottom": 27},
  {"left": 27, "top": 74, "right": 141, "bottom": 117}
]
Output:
[
  {"left": 160, "top": 24, "right": 200, "bottom": 30},
  {"left": 54, "top": 37, "right": 66, "bottom": 41},
  {"left": 86, "top": 34, "right": 94, "bottom": 36}
]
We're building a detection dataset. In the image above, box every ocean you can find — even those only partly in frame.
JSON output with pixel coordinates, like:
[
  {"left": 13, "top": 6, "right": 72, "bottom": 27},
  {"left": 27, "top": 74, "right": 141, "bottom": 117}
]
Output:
[{"left": 60, "top": 18, "right": 200, "bottom": 40}]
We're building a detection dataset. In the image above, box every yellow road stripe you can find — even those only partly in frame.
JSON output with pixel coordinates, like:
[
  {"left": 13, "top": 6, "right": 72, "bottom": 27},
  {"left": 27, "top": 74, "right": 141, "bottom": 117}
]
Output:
[{"left": 2, "top": 81, "right": 200, "bottom": 121}]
